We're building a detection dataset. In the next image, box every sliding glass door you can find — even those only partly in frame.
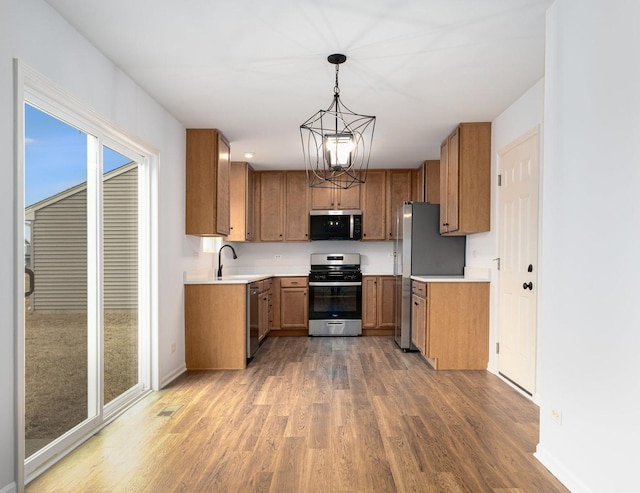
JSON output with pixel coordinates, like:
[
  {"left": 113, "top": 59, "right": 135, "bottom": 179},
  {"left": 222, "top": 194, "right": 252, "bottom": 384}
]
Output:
[{"left": 23, "top": 101, "right": 149, "bottom": 478}]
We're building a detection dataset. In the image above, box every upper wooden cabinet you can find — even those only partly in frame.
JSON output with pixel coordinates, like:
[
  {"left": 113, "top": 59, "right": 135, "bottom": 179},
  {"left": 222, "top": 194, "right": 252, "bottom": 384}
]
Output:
[
  {"left": 258, "top": 171, "right": 285, "bottom": 241},
  {"left": 386, "top": 170, "right": 413, "bottom": 240},
  {"left": 361, "top": 170, "right": 387, "bottom": 241},
  {"left": 255, "top": 171, "right": 309, "bottom": 242},
  {"left": 439, "top": 123, "right": 491, "bottom": 235},
  {"left": 361, "top": 169, "right": 413, "bottom": 241},
  {"left": 228, "top": 161, "right": 254, "bottom": 242},
  {"left": 285, "top": 171, "right": 310, "bottom": 241},
  {"left": 311, "top": 183, "right": 361, "bottom": 210},
  {"left": 186, "top": 129, "right": 231, "bottom": 236},
  {"left": 424, "top": 159, "right": 441, "bottom": 204}
]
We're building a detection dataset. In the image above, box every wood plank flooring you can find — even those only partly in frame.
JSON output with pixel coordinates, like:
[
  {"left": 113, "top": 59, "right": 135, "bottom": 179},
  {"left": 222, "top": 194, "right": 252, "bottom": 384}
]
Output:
[{"left": 26, "top": 336, "right": 568, "bottom": 493}]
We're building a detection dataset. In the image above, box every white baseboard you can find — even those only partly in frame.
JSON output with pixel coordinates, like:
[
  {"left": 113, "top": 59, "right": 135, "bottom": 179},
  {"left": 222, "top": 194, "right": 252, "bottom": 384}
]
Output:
[
  {"left": 160, "top": 363, "right": 187, "bottom": 389},
  {"left": 0, "top": 481, "right": 17, "bottom": 493},
  {"left": 535, "top": 444, "right": 592, "bottom": 493}
]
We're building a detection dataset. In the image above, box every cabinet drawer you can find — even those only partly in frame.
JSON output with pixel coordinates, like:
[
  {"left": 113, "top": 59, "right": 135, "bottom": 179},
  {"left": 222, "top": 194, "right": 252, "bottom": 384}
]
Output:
[
  {"left": 280, "top": 277, "right": 308, "bottom": 288},
  {"left": 412, "top": 281, "right": 427, "bottom": 298}
]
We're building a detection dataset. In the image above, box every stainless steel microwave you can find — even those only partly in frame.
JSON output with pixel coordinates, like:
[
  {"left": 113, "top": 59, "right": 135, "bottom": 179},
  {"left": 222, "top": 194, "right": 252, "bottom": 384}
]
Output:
[{"left": 309, "top": 210, "right": 362, "bottom": 241}]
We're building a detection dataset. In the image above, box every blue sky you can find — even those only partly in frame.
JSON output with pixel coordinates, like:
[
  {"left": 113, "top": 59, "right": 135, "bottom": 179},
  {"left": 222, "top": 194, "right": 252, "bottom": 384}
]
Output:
[{"left": 25, "top": 103, "right": 132, "bottom": 206}]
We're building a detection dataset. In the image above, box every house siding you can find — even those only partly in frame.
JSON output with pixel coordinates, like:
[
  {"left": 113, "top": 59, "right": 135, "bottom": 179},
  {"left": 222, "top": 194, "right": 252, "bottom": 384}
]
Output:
[{"left": 30, "top": 165, "right": 138, "bottom": 311}]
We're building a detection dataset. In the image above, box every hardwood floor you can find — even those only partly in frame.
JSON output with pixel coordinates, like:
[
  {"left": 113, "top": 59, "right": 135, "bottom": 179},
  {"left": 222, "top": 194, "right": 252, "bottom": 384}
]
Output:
[{"left": 27, "top": 337, "right": 568, "bottom": 492}]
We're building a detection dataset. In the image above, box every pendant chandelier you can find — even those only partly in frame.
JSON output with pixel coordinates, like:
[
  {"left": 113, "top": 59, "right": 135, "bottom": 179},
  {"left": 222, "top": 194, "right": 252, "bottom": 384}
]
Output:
[{"left": 300, "top": 54, "right": 376, "bottom": 189}]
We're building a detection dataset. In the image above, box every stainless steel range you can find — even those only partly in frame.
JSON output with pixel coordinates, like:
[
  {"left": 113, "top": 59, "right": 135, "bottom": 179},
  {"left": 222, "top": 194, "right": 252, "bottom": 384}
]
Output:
[{"left": 308, "top": 253, "right": 362, "bottom": 336}]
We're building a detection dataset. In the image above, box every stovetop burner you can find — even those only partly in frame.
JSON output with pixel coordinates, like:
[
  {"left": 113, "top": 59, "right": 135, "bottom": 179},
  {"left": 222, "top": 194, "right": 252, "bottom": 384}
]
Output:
[{"left": 309, "top": 253, "right": 362, "bottom": 282}]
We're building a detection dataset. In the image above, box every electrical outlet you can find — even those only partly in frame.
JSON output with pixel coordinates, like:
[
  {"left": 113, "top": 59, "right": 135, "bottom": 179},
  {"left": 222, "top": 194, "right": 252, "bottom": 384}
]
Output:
[
  {"left": 171, "top": 343, "right": 176, "bottom": 354},
  {"left": 274, "top": 255, "right": 282, "bottom": 260},
  {"left": 551, "top": 408, "right": 562, "bottom": 424}
]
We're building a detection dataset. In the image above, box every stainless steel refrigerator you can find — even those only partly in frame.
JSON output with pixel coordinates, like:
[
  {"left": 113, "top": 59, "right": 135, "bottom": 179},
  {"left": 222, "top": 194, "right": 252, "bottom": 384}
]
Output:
[{"left": 393, "top": 202, "right": 466, "bottom": 350}]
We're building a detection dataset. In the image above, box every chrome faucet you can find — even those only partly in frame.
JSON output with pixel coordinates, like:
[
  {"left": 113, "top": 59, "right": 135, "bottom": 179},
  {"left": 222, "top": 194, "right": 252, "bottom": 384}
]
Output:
[{"left": 217, "top": 244, "right": 238, "bottom": 278}]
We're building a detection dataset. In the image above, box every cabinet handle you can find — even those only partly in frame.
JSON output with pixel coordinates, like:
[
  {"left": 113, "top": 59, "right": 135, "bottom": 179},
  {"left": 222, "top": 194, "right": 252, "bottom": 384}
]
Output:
[
  {"left": 291, "top": 281, "right": 298, "bottom": 285},
  {"left": 414, "top": 301, "right": 418, "bottom": 306},
  {"left": 523, "top": 282, "right": 533, "bottom": 290}
]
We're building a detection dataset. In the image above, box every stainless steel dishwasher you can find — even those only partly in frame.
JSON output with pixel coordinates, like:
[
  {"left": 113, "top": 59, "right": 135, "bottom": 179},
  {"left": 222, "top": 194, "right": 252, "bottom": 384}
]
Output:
[{"left": 247, "top": 282, "right": 259, "bottom": 358}]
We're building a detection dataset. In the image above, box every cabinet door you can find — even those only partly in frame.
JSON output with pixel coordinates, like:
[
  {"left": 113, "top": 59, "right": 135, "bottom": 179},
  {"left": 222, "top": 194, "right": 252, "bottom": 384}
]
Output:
[
  {"left": 311, "top": 186, "right": 334, "bottom": 210},
  {"left": 445, "top": 129, "right": 460, "bottom": 233},
  {"left": 386, "top": 170, "right": 412, "bottom": 240},
  {"left": 411, "top": 293, "right": 426, "bottom": 353},
  {"left": 337, "top": 186, "right": 361, "bottom": 210},
  {"left": 228, "top": 161, "right": 254, "bottom": 241},
  {"left": 439, "top": 140, "right": 449, "bottom": 233},
  {"left": 361, "top": 170, "right": 386, "bottom": 240},
  {"left": 362, "top": 276, "right": 378, "bottom": 329},
  {"left": 216, "top": 134, "right": 231, "bottom": 235},
  {"left": 285, "top": 171, "right": 310, "bottom": 241},
  {"left": 378, "top": 276, "right": 396, "bottom": 329},
  {"left": 186, "top": 129, "right": 231, "bottom": 236},
  {"left": 280, "top": 287, "right": 308, "bottom": 328},
  {"left": 258, "top": 293, "right": 270, "bottom": 341},
  {"left": 270, "top": 277, "right": 281, "bottom": 329},
  {"left": 424, "top": 159, "right": 440, "bottom": 205},
  {"left": 259, "top": 171, "right": 285, "bottom": 241}
]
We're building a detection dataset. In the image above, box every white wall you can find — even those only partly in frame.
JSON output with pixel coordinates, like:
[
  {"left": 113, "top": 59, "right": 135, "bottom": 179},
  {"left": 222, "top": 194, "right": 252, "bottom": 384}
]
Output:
[
  {"left": 536, "top": 1, "right": 640, "bottom": 491},
  {"left": 220, "top": 240, "right": 395, "bottom": 276},
  {"left": 0, "top": 0, "right": 201, "bottom": 489}
]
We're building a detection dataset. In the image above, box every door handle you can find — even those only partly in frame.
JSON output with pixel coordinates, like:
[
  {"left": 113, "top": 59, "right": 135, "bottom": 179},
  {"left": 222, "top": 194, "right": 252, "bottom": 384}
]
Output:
[
  {"left": 25, "top": 267, "right": 35, "bottom": 297},
  {"left": 523, "top": 282, "right": 533, "bottom": 290}
]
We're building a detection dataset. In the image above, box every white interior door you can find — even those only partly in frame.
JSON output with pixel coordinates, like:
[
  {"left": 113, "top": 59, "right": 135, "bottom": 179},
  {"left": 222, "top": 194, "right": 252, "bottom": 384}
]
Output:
[{"left": 498, "top": 128, "right": 539, "bottom": 394}]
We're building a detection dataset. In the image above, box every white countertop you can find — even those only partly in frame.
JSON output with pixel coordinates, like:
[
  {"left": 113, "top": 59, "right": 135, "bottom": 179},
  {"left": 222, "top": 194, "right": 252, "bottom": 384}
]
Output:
[
  {"left": 410, "top": 275, "right": 489, "bottom": 283},
  {"left": 184, "top": 270, "right": 307, "bottom": 284}
]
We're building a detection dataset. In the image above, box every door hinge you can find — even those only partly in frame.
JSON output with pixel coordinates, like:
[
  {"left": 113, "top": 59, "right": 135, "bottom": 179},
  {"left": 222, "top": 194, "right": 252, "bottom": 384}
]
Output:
[
  {"left": 498, "top": 174, "right": 502, "bottom": 186},
  {"left": 493, "top": 257, "right": 500, "bottom": 271},
  {"left": 496, "top": 342, "right": 500, "bottom": 354}
]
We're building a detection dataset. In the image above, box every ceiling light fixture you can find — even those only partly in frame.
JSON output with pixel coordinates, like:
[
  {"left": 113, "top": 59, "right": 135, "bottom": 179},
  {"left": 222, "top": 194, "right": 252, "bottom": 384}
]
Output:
[
  {"left": 243, "top": 152, "right": 254, "bottom": 159},
  {"left": 300, "top": 54, "right": 376, "bottom": 189}
]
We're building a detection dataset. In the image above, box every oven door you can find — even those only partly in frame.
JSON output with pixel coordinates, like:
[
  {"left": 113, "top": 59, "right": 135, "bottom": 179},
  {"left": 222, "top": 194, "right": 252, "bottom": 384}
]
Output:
[{"left": 308, "top": 281, "right": 362, "bottom": 320}]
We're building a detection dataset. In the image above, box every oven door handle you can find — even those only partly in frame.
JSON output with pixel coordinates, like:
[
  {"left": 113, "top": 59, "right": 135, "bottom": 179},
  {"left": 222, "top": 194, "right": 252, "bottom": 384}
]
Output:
[{"left": 309, "top": 281, "right": 362, "bottom": 287}]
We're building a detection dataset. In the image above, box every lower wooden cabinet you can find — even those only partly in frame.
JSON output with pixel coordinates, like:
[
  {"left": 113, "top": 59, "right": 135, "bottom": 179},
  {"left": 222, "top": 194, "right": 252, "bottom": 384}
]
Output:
[
  {"left": 362, "top": 275, "right": 395, "bottom": 332},
  {"left": 257, "top": 278, "right": 272, "bottom": 342},
  {"left": 270, "top": 276, "right": 308, "bottom": 332},
  {"left": 184, "top": 284, "right": 247, "bottom": 370},
  {"left": 411, "top": 292, "right": 426, "bottom": 353},
  {"left": 411, "top": 280, "right": 489, "bottom": 370}
]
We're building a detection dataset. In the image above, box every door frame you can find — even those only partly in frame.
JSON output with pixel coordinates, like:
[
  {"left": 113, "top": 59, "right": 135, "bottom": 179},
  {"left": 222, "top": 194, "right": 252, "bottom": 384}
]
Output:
[
  {"left": 14, "top": 59, "right": 160, "bottom": 488},
  {"left": 496, "top": 125, "right": 543, "bottom": 401}
]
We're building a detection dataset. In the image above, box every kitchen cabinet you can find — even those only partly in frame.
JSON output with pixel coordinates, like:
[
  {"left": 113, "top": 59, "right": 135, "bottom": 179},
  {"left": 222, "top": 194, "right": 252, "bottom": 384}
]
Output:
[
  {"left": 279, "top": 277, "right": 308, "bottom": 329},
  {"left": 257, "top": 278, "right": 272, "bottom": 341},
  {"left": 184, "top": 284, "right": 247, "bottom": 369},
  {"left": 361, "top": 170, "right": 413, "bottom": 241},
  {"left": 311, "top": 181, "right": 361, "bottom": 210},
  {"left": 361, "top": 170, "right": 387, "bottom": 241},
  {"left": 186, "top": 129, "right": 231, "bottom": 236},
  {"left": 424, "top": 159, "right": 440, "bottom": 204},
  {"left": 255, "top": 171, "right": 310, "bottom": 242},
  {"left": 228, "top": 161, "right": 254, "bottom": 241},
  {"left": 439, "top": 122, "right": 491, "bottom": 235},
  {"left": 412, "top": 165, "right": 425, "bottom": 202},
  {"left": 412, "top": 280, "right": 489, "bottom": 370},
  {"left": 362, "top": 275, "right": 395, "bottom": 332},
  {"left": 285, "top": 171, "right": 310, "bottom": 241},
  {"left": 411, "top": 291, "right": 426, "bottom": 353},
  {"left": 258, "top": 171, "right": 285, "bottom": 241},
  {"left": 386, "top": 170, "right": 413, "bottom": 240}
]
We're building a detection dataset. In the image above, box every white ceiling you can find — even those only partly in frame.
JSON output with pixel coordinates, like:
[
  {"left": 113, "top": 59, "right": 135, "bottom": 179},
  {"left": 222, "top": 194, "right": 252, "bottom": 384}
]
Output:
[{"left": 45, "top": 0, "right": 552, "bottom": 170}]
